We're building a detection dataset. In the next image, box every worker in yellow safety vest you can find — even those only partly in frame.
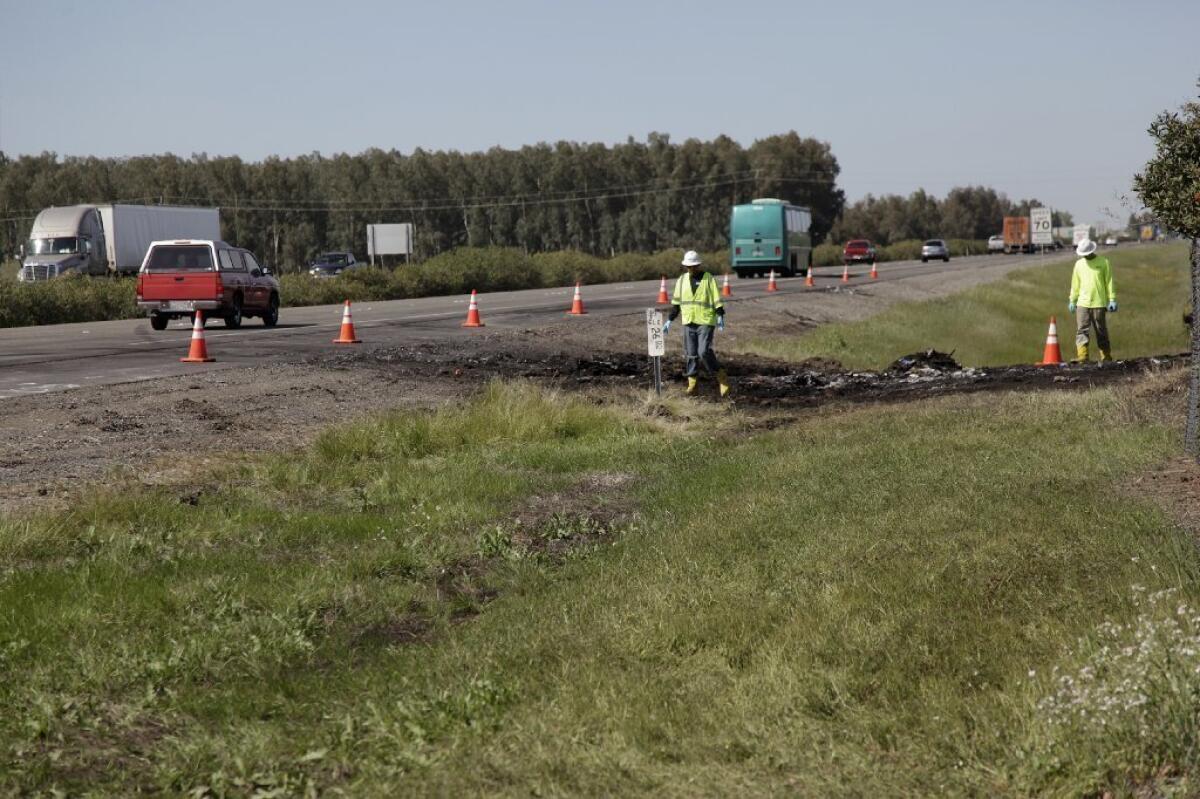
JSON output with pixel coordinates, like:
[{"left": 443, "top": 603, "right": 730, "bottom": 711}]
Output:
[
  {"left": 663, "top": 250, "right": 730, "bottom": 396},
  {"left": 1067, "top": 238, "right": 1117, "bottom": 361}
]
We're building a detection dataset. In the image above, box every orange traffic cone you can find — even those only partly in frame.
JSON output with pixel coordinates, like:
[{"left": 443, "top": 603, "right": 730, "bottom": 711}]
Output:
[
  {"left": 567, "top": 282, "right": 587, "bottom": 315},
  {"left": 462, "top": 289, "right": 485, "bottom": 327},
  {"left": 332, "top": 300, "right": 362, "bottom": 344},
  {"left": 180, "top": 310, "right": 214, "bottom": 363},
  {"left": 656, "top": 276, "right": 670, "bottom": 305},
  {"left": 766, "top": 270, "right": 779, "bottom": 292},
  {"left": 721, "top": 273, "right": 732, "bottom": 297},
  {"left": 1038, "top": 316, "right": 1063, "bottom": 365},
  {"left": 841, "top": 263, "right": 850, "bottom": 283},
  {"left": 870, "top": 261, "right": 879, "bottom": 280},
  {"left": 804, "top": 267, "right": 815, "bottom": 287}
]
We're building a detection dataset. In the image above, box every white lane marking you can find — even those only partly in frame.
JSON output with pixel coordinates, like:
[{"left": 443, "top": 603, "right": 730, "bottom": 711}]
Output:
[{"left": 0, "top": 382, "right": 81, "bottom": 398}]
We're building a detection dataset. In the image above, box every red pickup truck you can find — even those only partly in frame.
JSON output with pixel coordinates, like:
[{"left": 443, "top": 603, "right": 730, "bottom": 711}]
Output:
[
  {"left": 842, "top": 239, "right": 877, "bottom": 266},
  {"left": 137, "top": 240, "right": 280, "bottom": 330}
]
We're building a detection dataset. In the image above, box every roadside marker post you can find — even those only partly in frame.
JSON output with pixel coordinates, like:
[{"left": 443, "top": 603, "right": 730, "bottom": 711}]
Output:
[{"left": 646, "top": 308, "right": 665, "bottom": 396}]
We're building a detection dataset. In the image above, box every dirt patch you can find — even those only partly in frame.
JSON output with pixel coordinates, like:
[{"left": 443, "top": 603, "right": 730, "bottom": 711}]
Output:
[
  {"left": 350, "top": 471, "right": 639, "bottom": 650},
  {"left": 356, "top": 614, "right": 435, "bottom": 647},
  {"left": 1129, "top": 457, "right": 1200, "bottom": 537},
  {"left": 510, "top": 472, "right": 637, "bottom": 534},
  {"left": 15, "top": 705, "right": 172, "bottom": 792}
]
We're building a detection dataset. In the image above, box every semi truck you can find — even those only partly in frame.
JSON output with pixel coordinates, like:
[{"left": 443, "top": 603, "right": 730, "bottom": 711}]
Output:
[
  {"left": 1002, "top": 216, "right": 1032, "bottom": 254},
  {"left": 18, "top": 204, "right": 220, "bottom": 281}
]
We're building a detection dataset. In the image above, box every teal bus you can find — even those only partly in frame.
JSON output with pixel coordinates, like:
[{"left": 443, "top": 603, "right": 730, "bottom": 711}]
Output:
[{"left": 729, "top": 198, "right": 813, "bottom": 278}]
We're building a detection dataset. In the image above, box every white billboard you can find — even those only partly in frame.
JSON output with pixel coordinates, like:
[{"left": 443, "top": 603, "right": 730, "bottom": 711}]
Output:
[
  {"left": 367, "top": 223, "right": 413, "bottom": 258},
  {"left": 1073, "top": 224, "right": 1090, "bottom": 245},
  {"left": 1031, "top": 207, "right": 1052, "bottom": 246}
]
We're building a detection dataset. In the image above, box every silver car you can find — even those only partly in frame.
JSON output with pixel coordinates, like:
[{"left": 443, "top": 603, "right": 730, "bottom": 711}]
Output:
[{"left": 921, "top": 239, "right": 950, "bottom": 263}]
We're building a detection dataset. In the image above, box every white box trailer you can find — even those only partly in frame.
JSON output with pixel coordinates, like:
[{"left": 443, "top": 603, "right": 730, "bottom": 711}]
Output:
[{"left": 99, "top": 205, "right": 221, "bottom": 274}]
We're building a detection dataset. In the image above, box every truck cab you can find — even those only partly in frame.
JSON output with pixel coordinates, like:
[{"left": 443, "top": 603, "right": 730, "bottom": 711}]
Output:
[{"left": 18, "top": 205, "right": 108, "bottom": 281}]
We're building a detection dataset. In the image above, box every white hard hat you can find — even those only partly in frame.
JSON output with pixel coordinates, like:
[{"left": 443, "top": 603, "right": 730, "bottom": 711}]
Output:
[
  {"left": 1075, "top": 239, "right": 1097, "bottom": 257},
  {"left": 681, "top": 250, "right": 702, "bottom": 267}
]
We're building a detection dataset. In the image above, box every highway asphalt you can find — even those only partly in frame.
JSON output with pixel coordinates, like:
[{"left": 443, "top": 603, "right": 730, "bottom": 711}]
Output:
[{"left": 0, "top": 253, "right": 1038, "bottom": 399}]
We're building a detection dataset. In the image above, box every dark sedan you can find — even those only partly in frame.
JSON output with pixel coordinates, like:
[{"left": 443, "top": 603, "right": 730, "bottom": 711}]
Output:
[{"left": 308, "top": 251, "right": 361, "bottom": 278}]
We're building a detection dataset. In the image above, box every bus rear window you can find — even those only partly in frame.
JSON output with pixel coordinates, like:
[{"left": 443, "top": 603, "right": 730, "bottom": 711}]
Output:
[{"left": 144, "top": 245, "right": 214, "bottom": 271}]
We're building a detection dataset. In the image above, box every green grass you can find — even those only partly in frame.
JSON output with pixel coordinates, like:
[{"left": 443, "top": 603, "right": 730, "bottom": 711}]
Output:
[
  {"left": 2, "top": 377, "right": 1198, "bottom": 795},
  {"left": 738, "top": 242, "right": 1193, "bottom": 369}
]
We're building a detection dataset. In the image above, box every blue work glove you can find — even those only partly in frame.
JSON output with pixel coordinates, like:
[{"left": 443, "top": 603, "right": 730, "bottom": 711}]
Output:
[
  {"left": 717, "top": 317, "right": 725, "bottom": 332},
  {"left": 1107, "top": 300, "right": 1118, "bottom": 312},
  {"left": 662, "top": 319, "right": 671, "bottom": 334},
  {"left": 1067, "top": 302, "right": 1076, "bottom": 313}
]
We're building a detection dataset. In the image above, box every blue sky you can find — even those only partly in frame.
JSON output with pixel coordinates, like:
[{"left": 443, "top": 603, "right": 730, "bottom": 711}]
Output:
[{"left": 1, "top": 0, "right": 1196, "bottom": 228}]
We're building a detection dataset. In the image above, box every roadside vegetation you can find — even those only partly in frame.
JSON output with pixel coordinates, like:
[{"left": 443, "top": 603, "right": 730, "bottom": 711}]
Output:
[
  {"left": 3, "top": 238, "right": 1197, "bottom": 794},
  {"left": 0, "top": 247, "right": 721, "bottom": 329},
  {"left": 1, "top": 372, "right": 1196, "bottom": 795},
  {"left": 741, "top": 242, "right": 1192, "bottom": 369}
]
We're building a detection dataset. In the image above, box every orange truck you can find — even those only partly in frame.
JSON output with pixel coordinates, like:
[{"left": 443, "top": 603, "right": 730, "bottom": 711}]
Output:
[{"left": 1002, "top": 216, "right": 1031, "bottom": 254}]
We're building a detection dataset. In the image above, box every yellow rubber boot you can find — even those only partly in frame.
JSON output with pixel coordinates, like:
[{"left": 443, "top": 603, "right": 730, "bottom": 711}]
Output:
[
  {"left": 686, "top": 376, "right": 699, "bottom": 396},
  {"left": 717, "top": 369, "right": 731, "bottom": 398},
  {"left": 1099, "top": 347, "right": 1113, "bottom": 362},
  {"left": 1075, "top": 342, "right": 1089, "bottom": 362}
]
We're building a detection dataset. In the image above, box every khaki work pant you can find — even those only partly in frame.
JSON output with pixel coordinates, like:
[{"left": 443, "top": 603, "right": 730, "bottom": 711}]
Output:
[{"left": 1075, "top": 306, "right": 1111, "bottom": 358}]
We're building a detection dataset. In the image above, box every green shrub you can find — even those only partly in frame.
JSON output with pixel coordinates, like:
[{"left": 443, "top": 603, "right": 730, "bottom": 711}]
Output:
[
  {"left": 531, "top": 251, "right": 605, "bottom": 286},
  {"left": 881, "top": 239, "right": 923, "bottom": 262},
  {"left": 0, "top": 275, "right": 138, "bottom": 327},
  {"left": 813, "top": 243, "right": 843, "bottom": 266}
]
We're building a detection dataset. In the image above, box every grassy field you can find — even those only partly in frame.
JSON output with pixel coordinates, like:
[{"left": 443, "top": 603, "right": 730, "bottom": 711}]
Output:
[
  {"left": 2, "top": 373, "right": 1198, "bottom": 795},
  {"left": 736, "top": 242, "right": 1193, "bottom": 369},
  {"left": 3, "top": 241, "right": 1198, "bottom": 794}
]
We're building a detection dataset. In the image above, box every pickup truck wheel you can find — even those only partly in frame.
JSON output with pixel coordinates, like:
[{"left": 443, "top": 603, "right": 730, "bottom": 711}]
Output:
[
  {"left": 263, "top": 294, "right": 279, "bottom": 327},
  {"left": 149, "top": 313, "right": 168, "bottom": 331},
  {"left": 225, "top": 298, "right": 243, "bottom": 329}
]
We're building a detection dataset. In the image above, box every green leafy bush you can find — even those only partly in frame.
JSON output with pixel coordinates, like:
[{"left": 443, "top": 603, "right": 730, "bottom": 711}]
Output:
[{"left": 0, "top": 275, "right": 138, "bottom": 327}]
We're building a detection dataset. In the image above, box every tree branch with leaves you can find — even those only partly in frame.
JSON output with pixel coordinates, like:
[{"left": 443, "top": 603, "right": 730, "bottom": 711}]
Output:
[{"left": 1133, "top": 81, "right": 1200, "bottom": 458}]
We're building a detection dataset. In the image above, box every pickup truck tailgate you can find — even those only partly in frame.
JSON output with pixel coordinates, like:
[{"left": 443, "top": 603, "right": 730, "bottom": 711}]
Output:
[{"left": 140, "top": 272, "right": 222, "bottom": 301}]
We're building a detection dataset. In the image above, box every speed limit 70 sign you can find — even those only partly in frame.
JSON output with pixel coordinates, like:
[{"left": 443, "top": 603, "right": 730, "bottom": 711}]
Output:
[{"left": 1031, "top": 207, "right": 1052, "bottom": 245}]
